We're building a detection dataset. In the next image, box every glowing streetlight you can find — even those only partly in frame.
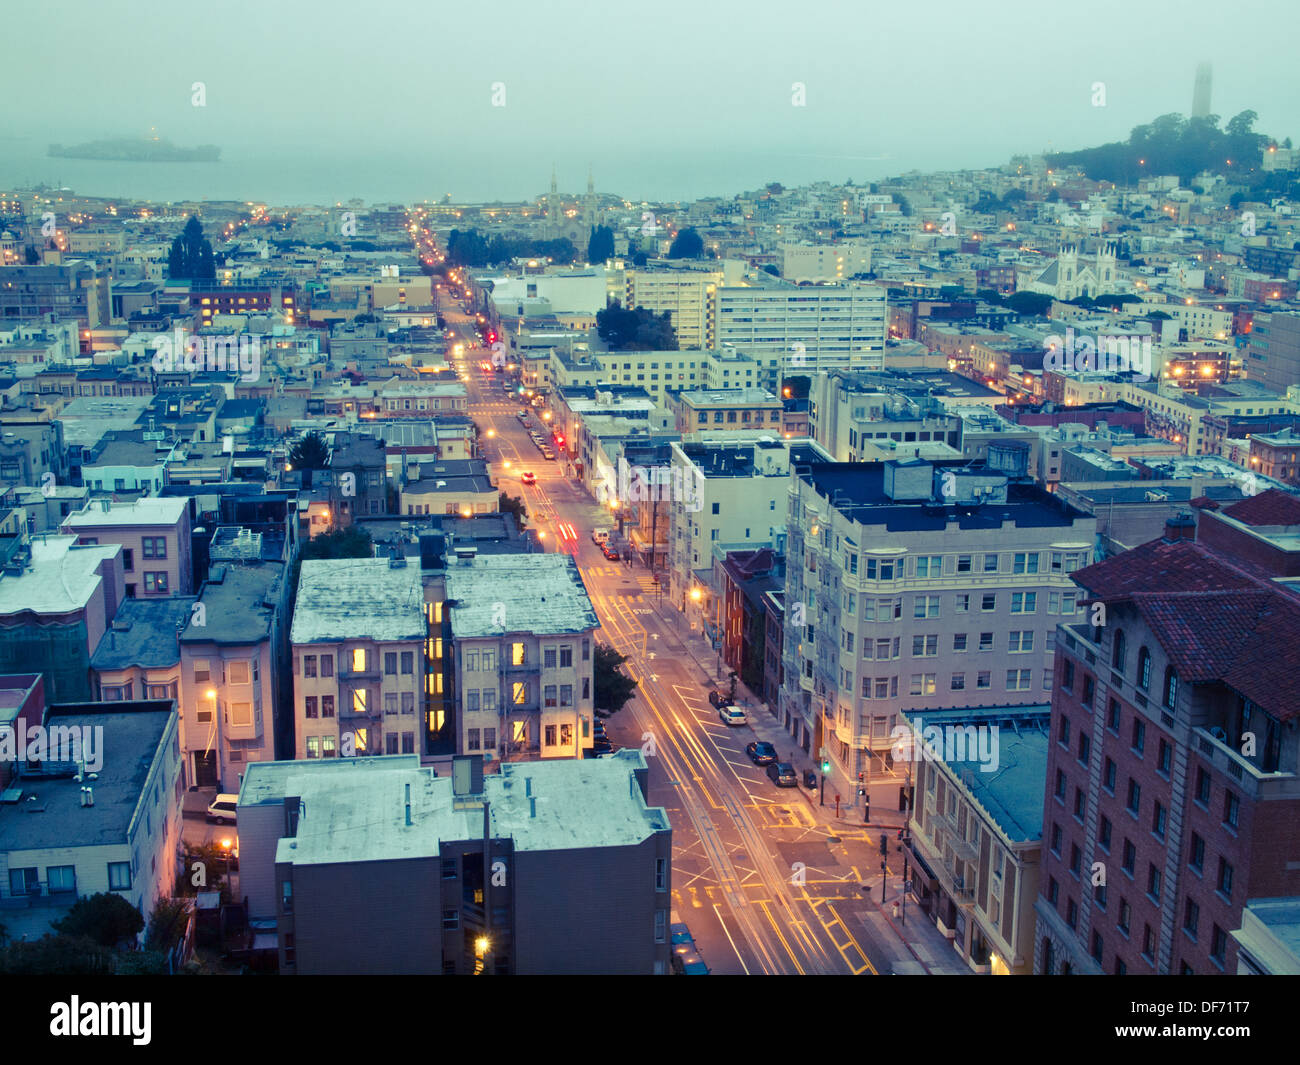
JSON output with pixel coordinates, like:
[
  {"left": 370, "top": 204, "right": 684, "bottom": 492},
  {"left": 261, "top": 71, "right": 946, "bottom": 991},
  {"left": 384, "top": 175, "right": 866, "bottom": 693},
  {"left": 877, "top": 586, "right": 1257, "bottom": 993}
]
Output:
[{"left": 690, "top": 588, "right": 703, "bottom": 602}]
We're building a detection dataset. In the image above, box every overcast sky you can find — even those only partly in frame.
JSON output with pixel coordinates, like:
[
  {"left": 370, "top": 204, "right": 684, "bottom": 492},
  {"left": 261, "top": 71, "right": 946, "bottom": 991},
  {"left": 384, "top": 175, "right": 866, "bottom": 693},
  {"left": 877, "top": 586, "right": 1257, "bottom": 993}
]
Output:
[{"left": 1, "top": 0, "right": 1296, "bottom": 203}]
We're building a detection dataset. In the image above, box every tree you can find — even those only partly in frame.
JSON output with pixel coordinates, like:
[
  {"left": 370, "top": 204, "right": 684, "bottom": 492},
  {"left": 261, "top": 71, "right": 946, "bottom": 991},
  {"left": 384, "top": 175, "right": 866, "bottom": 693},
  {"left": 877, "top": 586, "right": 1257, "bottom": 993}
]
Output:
[
  {"left": 594, "top": 644, "right": 638, "bottom": 714},
  {"left": 762, "top": 263, "right": 780, "bottom": 276},
  {"left": 289, "top": 431, "right": 330, "bottom": 470},
  {"left": 586, "top": 225, "right": 615, "bottom": 264},
  {"left": 1046, "top": 188, "right": 1061, "bottom": 202},
  {"left": 52, "top": 892, "right": 144, "bottom": 948},
  {"left": 298, "top": 526, "right": 373, "bottom": 562},
  {"left": 1006, "top": 291, "right": 1053, "bottom": 316},
  {"left": 499, "top": 492, "right": 527, "bottom": 531},
  {"left": 167, "top": 216, "right": 216, "bottom": 280},
  {"left": 596, "top": 300, "right": 678, "bottom": 351},
  {"left": 23, "top": 244, "right": 38, "bottom": 264},
  {"left": 667, "top": 227, "right": 704, "bottom": 259}
]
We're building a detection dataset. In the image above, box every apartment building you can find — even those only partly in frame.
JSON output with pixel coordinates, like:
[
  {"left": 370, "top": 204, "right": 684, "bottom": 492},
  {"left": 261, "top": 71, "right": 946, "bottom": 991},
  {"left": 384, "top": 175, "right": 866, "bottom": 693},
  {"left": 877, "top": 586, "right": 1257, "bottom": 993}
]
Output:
[
  {"left": 1034, "top": 533, "right": 1300, "bottom": 975},
  {"left": 624, "top": 264, "right": 727, "bottom": 348},
  {"left": 90, "top": 595, "right": 195, "bottom": 703},
  {"left": 290, "top": 556, "right": 427, "bottom": 762},
  {"left": 0, "top": 262, "right": 112, "bottom": 330},
  {"left": 809, "top": 371, "right": 962, "bottom": 462},
  {"left": 666, "top": 439, "right": 827, "bottom": 611},
  {"left": 236, "top": 750, "right": 672, "bottom": 974},
  {"left": 781, "top": 242, "right": 872, "bottom": 283},
  {"left": 62, "top": 495, "right": 194, "bottom": 597},
  {"left": 444, "top": 552, "right": 597, "bottom": 761},
  {"left": 0, "top": 700, "right": 182, "bottom": 943},
  {"left": 179, "top": 560, "right": 286, "bottom": 791},
  {"left": 0, "top": 423, "right": 66, "bottom": 492},
  {"left": 780, "top": 458, "right": 1096, "bottom": 811},
  {"left": 669, "top": 387, "right": 784, "bottom": 436},
  {"left": 902, "top": 704, "right": 1049, "bottom": 974},
  {"left": 0, "top": 535, "right": 124, "bottom": 702},
  {"left": 711, "top": 282, "right": 887, "bottom": 388}
]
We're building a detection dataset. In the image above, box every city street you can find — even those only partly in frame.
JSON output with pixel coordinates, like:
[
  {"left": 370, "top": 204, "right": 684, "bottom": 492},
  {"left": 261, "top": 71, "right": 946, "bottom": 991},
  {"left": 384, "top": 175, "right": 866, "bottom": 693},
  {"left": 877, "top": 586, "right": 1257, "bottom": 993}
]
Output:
[{"left": 441, "top": 292, "right": 970, "bottom": 976}]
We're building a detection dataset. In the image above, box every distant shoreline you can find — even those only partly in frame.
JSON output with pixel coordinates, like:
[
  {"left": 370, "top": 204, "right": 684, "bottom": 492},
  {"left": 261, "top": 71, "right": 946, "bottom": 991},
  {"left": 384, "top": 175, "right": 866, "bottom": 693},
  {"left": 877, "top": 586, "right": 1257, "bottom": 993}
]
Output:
[{"left": 48, "top": 138, "right": 221, "bottom": 164}]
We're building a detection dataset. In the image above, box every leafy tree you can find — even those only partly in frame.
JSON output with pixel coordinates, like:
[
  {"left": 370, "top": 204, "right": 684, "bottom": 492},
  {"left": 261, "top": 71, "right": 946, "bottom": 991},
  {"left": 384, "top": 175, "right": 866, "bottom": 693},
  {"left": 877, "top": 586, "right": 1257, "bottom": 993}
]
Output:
[
  {"left": 167, "top": 216, "right": 217, "bottom": 280},
  {"left": 299, "top": 526, "right": 373, "bottom": 562},
  {"left": 52, "top": 892, "right": 144, "bottom": 948},
  {"left": 1006, "top": 291, "right": 1053, "bottom": 316},
  {"left": 447, "top": 228, "right": 489, "bottom": 267},
  {"left": 594, "top": 644, "right": 638, "bottom": 713},
  {"left": 0, "top": 935, "right": 114, "bottom": 975},
  {"left": 1046, "top": 188, "right": 1061, "bottom": 202},
  {"left": 895, "top": 194, "right": 912, "bottom": 217},
  {"left": 23, "top": 244, "right": 38, "bottom": 264},
  {"left": 596, "top": 300, "right": 677, "bottom": 350},
  {"left": 1001, "top": 188, "right": 1027, "bottom": 205},
  {"left": 587, "top": 225, "right": 615, "bottom": 264},
  {"left": 499, "top": 492, "right": 527, "bottom": 531},
  {"left": 762, "top": 263, "right": 780, "bottom": 276},
  {"left": 289, "top": 430, "right": 330, "bottom": 470},
  {"left": 631, "top": 249, "right": 648, "bottom": 266},
  {"left": 782, "top": 375, "right": 811, "bottom": 399},
  {"left": 667, "top": 227, "right": 704, "bottom": 259},
  {"left": 972, "top": 192, "right": 1001, "bottom": 214}
]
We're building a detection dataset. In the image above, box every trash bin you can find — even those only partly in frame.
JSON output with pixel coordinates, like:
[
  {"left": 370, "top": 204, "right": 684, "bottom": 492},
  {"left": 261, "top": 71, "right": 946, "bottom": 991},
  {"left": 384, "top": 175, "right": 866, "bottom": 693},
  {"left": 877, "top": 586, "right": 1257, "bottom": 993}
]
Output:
[{"left": 803, "top": 769, "right": 817, "bottom": 789}]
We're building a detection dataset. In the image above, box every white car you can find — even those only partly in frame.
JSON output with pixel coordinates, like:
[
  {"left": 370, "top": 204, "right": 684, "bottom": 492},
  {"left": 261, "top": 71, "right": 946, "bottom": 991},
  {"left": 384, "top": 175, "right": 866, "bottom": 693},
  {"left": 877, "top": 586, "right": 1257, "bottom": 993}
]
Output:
[
  {"left": 206, "top": 794, "right": 239, "bottom": 824},
  {"left": 591, "top": 528, "right": 610, "bottom": 546},
  {"left": 718, "top": 705, "right": 748, "bottom": 726}
]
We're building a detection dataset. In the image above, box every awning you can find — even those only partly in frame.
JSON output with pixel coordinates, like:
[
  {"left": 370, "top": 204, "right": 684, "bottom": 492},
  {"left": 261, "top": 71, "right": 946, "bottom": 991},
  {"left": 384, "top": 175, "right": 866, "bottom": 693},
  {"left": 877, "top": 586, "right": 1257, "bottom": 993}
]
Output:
[{"left": 902, "top": 841, "right": 940, "bottom": 891}]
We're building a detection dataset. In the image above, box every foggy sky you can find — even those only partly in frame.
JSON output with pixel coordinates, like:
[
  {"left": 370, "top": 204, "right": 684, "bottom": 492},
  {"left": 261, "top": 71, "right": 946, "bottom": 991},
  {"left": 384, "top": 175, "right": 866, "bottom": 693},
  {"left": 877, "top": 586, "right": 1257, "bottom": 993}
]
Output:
[{"left": 1, "top": 0, "right": 1296, "bottom": 203}]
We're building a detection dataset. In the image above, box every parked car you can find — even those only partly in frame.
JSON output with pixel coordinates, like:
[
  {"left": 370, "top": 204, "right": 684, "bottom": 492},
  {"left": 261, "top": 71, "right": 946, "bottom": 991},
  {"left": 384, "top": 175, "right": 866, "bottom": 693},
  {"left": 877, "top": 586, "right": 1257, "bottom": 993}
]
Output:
[
  {"left": 206, "top": 794, "right": 239, "bottom": 824},
  {"left": 520, "top": 471, "right": 536, "bottom": 485},
  {"left": 591, "top": 528, "right": 610, "bottom": 545},
  {"left": 670, "top": 922, "right": 696, "bottom": 956},
  {"left": 517, "top": 409, "right": 529, "bottom": 419},
  {"left": 708, "top": 690, "right": 732, "bottom": 709},
  {"left": 766, "top": 761, "right": 798, "bottom": 787},
  {"left": 718, "top": 705, "right": 747, "bottom": 726},
  {"left": 745, "top": 741, "right": 777, "bottom": 765},
  {"left": 672, "top": 950, "right": 709, "bottom": 975},
  {"left": 602, "top": 545, "right": 620, "bottom": 560}
]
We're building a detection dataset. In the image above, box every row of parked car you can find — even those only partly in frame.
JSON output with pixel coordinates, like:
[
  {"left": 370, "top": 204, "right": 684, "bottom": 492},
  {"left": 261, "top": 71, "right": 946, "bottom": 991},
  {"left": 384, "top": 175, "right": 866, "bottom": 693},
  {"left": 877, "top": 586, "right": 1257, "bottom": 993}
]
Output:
[
  {"left": 710, "top": 690, "right": 801, "bottom": 788},
  {"left": 670, "top": 916, "right": 709, "bottom": 974}
]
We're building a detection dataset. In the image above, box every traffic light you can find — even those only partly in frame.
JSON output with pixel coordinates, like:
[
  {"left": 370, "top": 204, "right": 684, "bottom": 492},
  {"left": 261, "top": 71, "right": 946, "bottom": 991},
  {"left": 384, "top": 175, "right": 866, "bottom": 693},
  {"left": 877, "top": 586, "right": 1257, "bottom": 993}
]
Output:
[
  {"left": 821, "top": 758, "right": 831, "bottom": 774},
  {"left": 857, "top": 771, "right": 864, "bottom": 784},
  {"left": 487, "top": 331, "right": 497, "bottom": 343},
  {"left": 879, "top": 833, "right": 889, "bottom": 857}
]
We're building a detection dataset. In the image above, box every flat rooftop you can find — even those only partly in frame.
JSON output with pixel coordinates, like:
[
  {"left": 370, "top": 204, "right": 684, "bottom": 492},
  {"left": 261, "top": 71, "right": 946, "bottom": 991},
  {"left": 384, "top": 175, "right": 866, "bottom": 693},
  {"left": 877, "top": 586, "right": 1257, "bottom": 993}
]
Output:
[
  {"left": 445, "top": 553, "right": 596, "bottom": 639},
  {"left": 91, "top": 596, "right": 196, "bottom": 671},
  {"left": 242, "top": 749, "right": 668, "bottom": 866},
  {"left": 63, "top": 496, "right": 188, "bottom": 529},
  {"left": 0, "top": 702, "right": 174, "bottom": 851},
  {"left": 291, "top": 557, "right": 424, "bottom": 644},
  {"left": 0, "top": 535, "right": 118, "bottom": 616}
]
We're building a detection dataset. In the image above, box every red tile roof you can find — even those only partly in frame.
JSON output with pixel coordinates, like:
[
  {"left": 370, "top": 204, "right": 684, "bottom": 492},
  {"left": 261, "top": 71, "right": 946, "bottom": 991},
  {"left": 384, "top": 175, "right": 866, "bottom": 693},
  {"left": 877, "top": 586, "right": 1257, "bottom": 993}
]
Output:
[
  {"left": 1222, "top": 488, "right": 1300, "bottom": 527},
  {"left": 1072, "top": 539, "right": 1300, "bottom": 720}
]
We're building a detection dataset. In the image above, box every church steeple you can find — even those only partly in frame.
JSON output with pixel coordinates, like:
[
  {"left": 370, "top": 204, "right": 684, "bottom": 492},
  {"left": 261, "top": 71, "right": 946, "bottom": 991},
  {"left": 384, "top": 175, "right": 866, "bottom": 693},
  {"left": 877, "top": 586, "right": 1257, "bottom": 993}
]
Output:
[
  {"left": 550, "top": 164, "right": 558, "bottom": 198},
  {"left": 587, "top": 165, "right": 594, "bottom": 197}
]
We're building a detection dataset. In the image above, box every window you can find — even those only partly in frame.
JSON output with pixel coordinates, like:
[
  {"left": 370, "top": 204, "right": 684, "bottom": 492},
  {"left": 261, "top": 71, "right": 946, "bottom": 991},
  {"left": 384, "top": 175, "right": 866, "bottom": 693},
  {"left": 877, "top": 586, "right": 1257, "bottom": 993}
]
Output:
[
  {"left": 981, "top": 594, "right": 996, "bottom": 612},
  {"left": 983, "top": 554, "right": 999, "bottom": 573},
  {"left": 1006, "top": 669, "right": 1031, "bottom": 691},
  {"left": 304, "top": 697, "right": 318, "bottom": 719},
  {"left": 467, "top": 728, "right": 480, "bottom": 751},
  {"left": 1010, "top": 592, "right": 1036, "bottom": 614},
  {"left": 1062, "top": 659, "right": 1074, "bottom": 691},
  {"left": 545, "top": 724, "right": 557, "bottom": 747},
  {"left": 1131, "top": 719, "right": 1145, "bottom": 755},
  {"left": 1189, "top": 833, "right": 1204, "bottom": 873},
  {"left": 385, "top": 653, "right": 397, "bottom": 675},
  {"left": 1066, "top": 898, "right": 1078, "bottom": 929},
  {"left": 955, "top": 594, "right": 970, "bottom": 613},
  {"left": 443, "top": 909, "right": 460, "bottom": 930},
  {"left": 323, "top": 736, "right": 336, "bottom": 756},
  {"left": 1054, "top": 770, "right": 1066, "bottom": 801},
  {"left": 1152, "top": 802, "right": 1166, "bottom": 839},
  {"left": 560, "top": 684, "right": 573, "bottom": 707},
  {"left": 1223, "top": 790, "right": 1239, "bottom": 829},
  {"left": 1013, "top": 552, "right": 1039, "bottom": 574},
  {"left": 976, "top": 671, "right": 991, "bottom": 690},
  {"left": 979, "top": 632, "right": 994, "bottom": 652},
  {"left": 952, "top": 633, "right": 967, "bottom": 653},
  {"left": 544, "top": 685, "right": 557, "bottom": 708},
  {"left": 144, "top": 572, "right": 168, "bottom": 594},
  {"left": 306, "top": 736, "right": 320, "bottom": 758},
  {"left": 909, "top": 673, "right": 936, "bottom": 696},
  {"left": 1112, "top": 629, "right": 1127, "bottom": 672},
  {"left": 654, "top": 909, "right": 667, "bottom": 944},
  {"left": 1103, "top": 757, "right": 1117, "bottom": 792},
  {"left": 466, "top": 690, "right": 479, "bottom": 712},
  {"left": 1098, "top": 815, "right": 1112, "bottom": 851},
  {"left": 513, "top": 682, "right": 527, "bottom": 706},
  {"left": 1142, "top": 924, "right": 1155, "bottom": 960},
  {"left": 385, "top": 693, "right": 398, "bottom": 716},
  {"left": 321, "top": 655, "right": 333, "bottom": 677},
  {"left": 560, "top": 645, "right": 573, "bottom": 668},
  {"left": 1184, "top": 899, "right": 1200, "bottom": 937},
  {"left": 957, "top": 555, "right": 972, "bottom": 573},
  {"left": 512, "top": 642, "right": 526, "bottom": 666},
  {"left": 950, "top": 673, "right": 965, "bottom": 691},
  {"left": 1210, "top": 925, "right": 1227, "bottom": 966},
  {"left": 1070, "top": 844, "right": 1081, "bottom": 876},
  {"left": 141, "top": 536, "right": 167, "bottom": 559},
  {"left": 915, "top": 555, "right": 941, "bottom": 577},
  {"left": 911, "top": 634, "right": 938, "bottom": 657},
  {"left": 1137, "top": 647, "right": 1151, "bottom": 690},
  {"left": 1217, "top": 858, "right": 1234, "bottom": 900},
  {"left": 1163, "top": 667, "right": 1178, "bottom": 709},
  {"left": 913, "top": 595, "right": 940, "bottom": 619},
  {"left": 108, "top": 862, "right": 132, "bottom": 891},
  {"left": 1195, "top": 767, "right": 1211, "bottom": 806},
  {"left": 302, "top": 655, "right": 316, "bottom": 678},
  {"left": 1122, "top": 840, "right": 1135, "bottom": 876},
  {"left": 1127, "top": 778, "right": 1141, "bottom": 815},
  {"left": 1048, "top": 877, "right": 1059, "bottom": 905},
  {"left": 1158, "top": 739, "right": 1171, "bottom": 776},
  {"left": 1008, "top": 631, "right": 1034, "bottom": 653},
  {"left": 1118, "top": 898, "right": 1131, "bottom": 934},
  {"left": 1074, "top": 787, "right": 1085, "bottom": 821},
  {"left": 1091, "top": 930, "right": 1104, "bottom": 961},
  {"left": 322, "top": 695, "right": 334, "bottom": 718},
  {"left": 1147, "top": 864, "right": 1161, "bottom": 902},
  {"left": 47, "top": 865, "right": 75, "bottom": 894},
  {"left": 544, "top": 647, "right": 557, "bottom": 669},
  {"left": 1107, "top": 699, "right": 1121, "bottom": 733},
  {"left": 122, "top": 548, "right": 133, "bottom": 572}
]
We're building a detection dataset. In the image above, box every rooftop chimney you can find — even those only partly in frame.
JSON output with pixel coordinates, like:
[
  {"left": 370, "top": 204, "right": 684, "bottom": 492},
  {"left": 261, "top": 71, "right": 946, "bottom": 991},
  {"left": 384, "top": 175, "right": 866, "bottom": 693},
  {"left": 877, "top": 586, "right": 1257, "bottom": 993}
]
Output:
[{"left": 1163, "top": 512, "right": 1196, "bottom": 543}]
